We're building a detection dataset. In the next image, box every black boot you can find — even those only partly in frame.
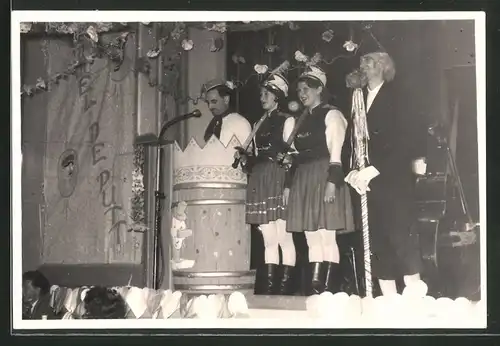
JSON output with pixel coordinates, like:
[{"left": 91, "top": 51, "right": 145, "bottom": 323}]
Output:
[
  {"left": 254, "top": 263, "right": 278, "bottom": 295},
  {"left": 324, "top": 262, "right": 342, "bottom": 294},
  {"left": 309, "top": 262, "right": 326, "bottom": 295},
  {"left": 275, "top": 265, "right": 295, "bottom": 295}
]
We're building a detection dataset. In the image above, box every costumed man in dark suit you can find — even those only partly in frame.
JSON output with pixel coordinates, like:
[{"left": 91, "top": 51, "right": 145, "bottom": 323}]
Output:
[
  {"left": 22, "top": 270, "right": 58, "bottom": 319},
  {"left": 345, "top": 52, "right": 426, "bottom": 296},
  {"left": 202, "top": 79, "right": 252, "bottom": 147}
]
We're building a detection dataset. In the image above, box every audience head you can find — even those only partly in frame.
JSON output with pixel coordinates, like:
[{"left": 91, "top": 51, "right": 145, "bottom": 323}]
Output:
[
  {"left": 23, "top": 270, "right": 51, "bottom": 303},
  {"left": 82, "top": 286, "right": 127, "bottom": 319}
]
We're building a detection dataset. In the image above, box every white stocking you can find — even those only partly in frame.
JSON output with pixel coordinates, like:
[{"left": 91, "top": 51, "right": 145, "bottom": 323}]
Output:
[
  {"left": 259, "top": 222, "right": 279, "bottom": 265},
  {"left": 276, "top": 219, "right": 296, "bottom": 266},
  {"left": 319, "top": 229, "right": 340, "bottom": 263},
  {"left": 305, "top": 231, "right": 323, "bottom": 263}
]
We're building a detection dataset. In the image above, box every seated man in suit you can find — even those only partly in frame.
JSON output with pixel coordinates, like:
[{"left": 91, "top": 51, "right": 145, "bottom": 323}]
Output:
[{"left": 22, "top": 270, "right": 58, "bottom": 319}]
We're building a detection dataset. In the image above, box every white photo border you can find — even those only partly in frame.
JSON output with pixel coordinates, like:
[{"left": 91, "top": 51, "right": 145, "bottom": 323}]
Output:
[{"left": 11, "top": 10, "right": 487, "bottom": 331}]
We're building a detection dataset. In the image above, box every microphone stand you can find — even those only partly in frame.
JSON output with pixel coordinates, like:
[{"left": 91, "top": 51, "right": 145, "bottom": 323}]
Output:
[{"left": 151, "top": 113, "right": 200, "bottom": 290}]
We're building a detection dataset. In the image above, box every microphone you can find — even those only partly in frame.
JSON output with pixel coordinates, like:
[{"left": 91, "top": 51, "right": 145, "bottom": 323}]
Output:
[
  {"left": 181, "top": 109, "right": 202, "bottom": 119},
  {"left": 159, "top": 109, "right": 202, "bottom": 139}
]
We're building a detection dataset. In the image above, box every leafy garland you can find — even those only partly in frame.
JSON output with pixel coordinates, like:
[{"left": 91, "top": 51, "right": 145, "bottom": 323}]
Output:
[{"left": 20, "top": 21, "right": 377, "bottom": 100}]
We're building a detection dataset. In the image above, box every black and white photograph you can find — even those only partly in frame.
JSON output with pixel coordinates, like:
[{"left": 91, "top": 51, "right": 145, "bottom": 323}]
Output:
[{"left": 11, "top": 11, "right": 486, "bottom": 329}]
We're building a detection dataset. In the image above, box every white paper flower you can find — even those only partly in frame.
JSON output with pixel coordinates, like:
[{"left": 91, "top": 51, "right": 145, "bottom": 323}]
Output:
[
  {"left": 294, "top": 50, "right": 308, "bottom": 62},
  {"left": 343, "top": 40, "right": 359, "bottom": 52},
  {"left": 322, "top": 29, "right": 335, "bottom": 42},
  {"left": 254, "top": 64, "right": 269, "bottom": 74},
  {"left": 36, "top": 77, "right": 47, "bottom": 90},
  {"left": 181, "top": 39, "right": 194, "bottom": 51},
  {"left": 288, "top": 22, "right": 300, "bottom": 31},
  {"left": 266, "top": 44, "right": 279, "bottom": 53},
  {"left": 232, "top": 54, "right": 246, "bottom": 64},
  {"left": 309, "top": 52, "right": 323, "bottom": 65},
  {"left": 20, "top": 22, "right": 32, "bottom": 33},
  {"left": 86, "top": 26, "right": 99, "bottom": 43},
  {"left": 225, "top": 81, "right": 235, "bottom": 90},
  {"left": 147, "top": 47, "right": 161, "bottom": 58}
]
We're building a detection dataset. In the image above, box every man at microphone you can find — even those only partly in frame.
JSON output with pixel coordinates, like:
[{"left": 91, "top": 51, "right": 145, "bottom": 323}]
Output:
[{"left": 202, "top": 79, "right": 252, "bottom": 147}]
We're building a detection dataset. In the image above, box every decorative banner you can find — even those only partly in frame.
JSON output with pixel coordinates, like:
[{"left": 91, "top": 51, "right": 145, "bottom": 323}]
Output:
[{"left": 41, "top": 39, "right": 142, "bottom": 264}]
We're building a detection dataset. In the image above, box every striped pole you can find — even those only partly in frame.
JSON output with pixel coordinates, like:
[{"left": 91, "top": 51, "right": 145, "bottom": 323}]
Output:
[{"left": 352, "top": 88, "right": 372, "bottom": 298}]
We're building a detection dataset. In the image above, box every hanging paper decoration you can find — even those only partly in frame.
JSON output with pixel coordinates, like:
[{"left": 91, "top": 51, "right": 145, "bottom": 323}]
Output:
[
  {"left": 181, "top": 39, "right": 194, "bottom": 51},
  {"left": 288, "top": 22, "right": 300, "bottom": 31},
  {"left": 231, "top": 54, "right": 246, "bottom": 64},
  {"left": 206, "top": 22, "right": 227, "bottom": 33},
  {"left": 308, "top": 52, "right": 323, "bottom": 66},
  {"left": 147, "top": 47, "right": 161, "bottom": 59},
  {"left": 35, "top": 77, "right": 47, "bottom": 90},
  {"left": 294, "top": 50, "right": 308, "bottom": 62},
  {"left": 322, "top": 29, "right": 335, "bottom": 42},
  {"left": 265, "top": 44, "right": 279, "bottom": 53},
  {"left": 343, "top": 40, "right": 359, "bottom": 52},
  {"left": 254, "top": 64, "right": 269, "bottom": 74},
  {"left": 86, "top": 26, "right": 99, "bottom": 43},
  {"left": 20, "top": 22, "right": 32, "bottom": 33},
  {"left": 170, "top": 23, "right": 186, "bottom": 40}
]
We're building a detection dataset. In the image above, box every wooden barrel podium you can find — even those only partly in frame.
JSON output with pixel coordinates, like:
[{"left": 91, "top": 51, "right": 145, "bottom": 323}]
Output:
[{"left": 171, "top": 136, "right": 256, "bottom": 295}]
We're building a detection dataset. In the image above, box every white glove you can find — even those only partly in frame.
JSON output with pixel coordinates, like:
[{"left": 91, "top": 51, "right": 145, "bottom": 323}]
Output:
[
  {"left": 345, "top": 166, "right": 380, "bottom": 195},
  {"left": 412, "top": 157, "right": 427, "bottom": 175}
]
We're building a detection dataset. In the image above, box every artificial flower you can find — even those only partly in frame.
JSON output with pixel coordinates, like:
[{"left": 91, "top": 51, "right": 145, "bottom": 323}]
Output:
[
  {"left": 147, "top": 47, "right": 161, "bottom": 58},
  {"left": 36, "top": 77, "right": 47, "bottom": 90},
  {"left": 309, "top": 52, "right": 323, "bottom": 65},
  {"left": 266, "top": 45, "right": 279, "bottom": 53},
  {"left": 225, "top": 81, "right": 235, "bottom": 90},
  {"left": 288, "top": 22, "right": 300, "bottom": 31},
  {"left": 181, "top": 39, "right": 194, "bottom": 51},
  {"left": 254, "top": 64, "right": 269, "bottom": 74},
  {"left": 343, "top": 40, "right": 359, "bottom": 52},
  {"left": 294, "top": 50, "right": 308, "bottom": 62},
  {"left": 322, "top": 29, "right": 335, "bottom": 42},
  {"left": 20, "top": 22, "right": 32, "bottom": 33},
  {"left": 86, "top": 26, "right": 99, "bottom": 43}
]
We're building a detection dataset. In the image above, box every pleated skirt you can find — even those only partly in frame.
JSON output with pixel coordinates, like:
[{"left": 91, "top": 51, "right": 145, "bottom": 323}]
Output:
[
  {"left": 286, "top": 158, "right": 355, "bottom": 234},
  {"left": 245, "top": 160, "right": 287, "bottom": 225}
]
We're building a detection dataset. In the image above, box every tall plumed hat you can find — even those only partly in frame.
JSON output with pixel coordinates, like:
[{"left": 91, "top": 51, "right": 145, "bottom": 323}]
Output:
[{"left": 262, "top": 60, "right": 290, "bottom": 97}]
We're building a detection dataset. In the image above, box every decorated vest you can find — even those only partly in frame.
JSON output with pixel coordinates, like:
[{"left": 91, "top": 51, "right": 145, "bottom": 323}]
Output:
[
  {"left": 254, "top": 110, "right": 289, "bottom": 160},
  {"left": 294, "top": 104, "right": 337, "bottom": 163}
]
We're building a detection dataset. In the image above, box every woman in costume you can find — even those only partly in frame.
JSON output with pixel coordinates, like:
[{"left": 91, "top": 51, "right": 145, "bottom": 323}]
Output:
[
  {"left": 236, "top": 70, "right": 297, "bottom": 295},
  {"left": 282, "top": 65, "right": 354, "bottom": 295}
]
